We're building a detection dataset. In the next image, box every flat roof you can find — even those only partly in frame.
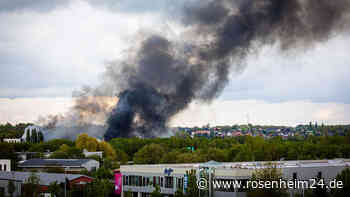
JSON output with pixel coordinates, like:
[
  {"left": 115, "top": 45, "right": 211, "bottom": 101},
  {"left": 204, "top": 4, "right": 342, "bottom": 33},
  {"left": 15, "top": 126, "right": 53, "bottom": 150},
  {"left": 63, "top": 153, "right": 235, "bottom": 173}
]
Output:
[
  {"left": 121, "top": 159, "right": 350, "bottom": 171},
  {"left": 18, "top": 159, "right": 95, "bottom": 168}
]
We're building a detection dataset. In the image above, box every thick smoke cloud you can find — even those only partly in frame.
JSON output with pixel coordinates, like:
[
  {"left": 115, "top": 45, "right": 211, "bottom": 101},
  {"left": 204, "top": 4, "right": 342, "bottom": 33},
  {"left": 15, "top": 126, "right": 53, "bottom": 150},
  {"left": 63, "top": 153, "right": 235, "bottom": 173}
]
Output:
[{"left": 104, "top": 0, "right": 350, "bottom": 140}]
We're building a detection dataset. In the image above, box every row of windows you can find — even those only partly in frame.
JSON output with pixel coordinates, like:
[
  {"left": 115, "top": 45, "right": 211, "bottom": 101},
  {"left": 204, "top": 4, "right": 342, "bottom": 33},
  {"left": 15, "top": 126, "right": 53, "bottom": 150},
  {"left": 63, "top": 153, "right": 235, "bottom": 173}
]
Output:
[
  {"left": 0, "top": 164, "right": 7, "bottom": 171},
  {"left": 123, "top": 175, "right": 184, "bottom": 189}
]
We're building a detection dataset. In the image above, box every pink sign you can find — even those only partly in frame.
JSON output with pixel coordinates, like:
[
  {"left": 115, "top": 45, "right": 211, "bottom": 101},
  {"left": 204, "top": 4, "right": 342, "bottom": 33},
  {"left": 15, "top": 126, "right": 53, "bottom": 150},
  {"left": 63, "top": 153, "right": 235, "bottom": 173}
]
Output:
[{"left": 115, "top": 173, "right": 122, "bottom": 195}]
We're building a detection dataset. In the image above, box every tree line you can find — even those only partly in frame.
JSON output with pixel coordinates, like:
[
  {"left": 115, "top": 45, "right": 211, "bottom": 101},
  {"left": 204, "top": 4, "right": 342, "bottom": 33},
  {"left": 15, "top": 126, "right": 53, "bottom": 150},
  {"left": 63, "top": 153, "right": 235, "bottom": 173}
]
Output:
[{"left": 109, "top": 134, "right": 350, "bottom": 164}]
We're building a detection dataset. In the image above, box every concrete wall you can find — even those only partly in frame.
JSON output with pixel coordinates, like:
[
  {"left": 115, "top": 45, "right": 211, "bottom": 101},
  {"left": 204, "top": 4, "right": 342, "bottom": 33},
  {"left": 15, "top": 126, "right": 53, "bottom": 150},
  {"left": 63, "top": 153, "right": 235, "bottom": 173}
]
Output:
[{"left": 82, "top": 160, "right": 100, "bottom": 171}]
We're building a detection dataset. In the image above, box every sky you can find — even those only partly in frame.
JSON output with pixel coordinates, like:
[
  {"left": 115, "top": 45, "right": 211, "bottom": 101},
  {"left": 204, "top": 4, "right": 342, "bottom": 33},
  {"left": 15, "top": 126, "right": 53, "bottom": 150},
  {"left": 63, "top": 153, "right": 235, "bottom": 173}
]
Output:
[{"left": 0, "top": 0, "right": 350, "bottom": 127}]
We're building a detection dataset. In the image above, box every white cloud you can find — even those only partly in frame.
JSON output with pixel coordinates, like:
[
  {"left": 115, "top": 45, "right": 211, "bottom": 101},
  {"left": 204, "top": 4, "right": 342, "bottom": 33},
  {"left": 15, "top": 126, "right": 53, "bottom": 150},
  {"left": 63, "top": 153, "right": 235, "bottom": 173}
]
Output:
[
  {"left": 0, "top": 97, "right": 73, "bottom": 124},
  {"left": 222, "top": 35, "right": 350, "bottom": 103},
  {"left": 171, "top": 100, "right": 350, "bottom": 127}
]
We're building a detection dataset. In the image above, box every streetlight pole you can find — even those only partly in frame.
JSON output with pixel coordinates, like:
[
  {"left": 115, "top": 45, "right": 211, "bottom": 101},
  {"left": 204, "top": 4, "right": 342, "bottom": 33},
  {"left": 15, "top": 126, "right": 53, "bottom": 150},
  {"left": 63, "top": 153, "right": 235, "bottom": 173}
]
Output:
[{"left": 64, "top": 167, "right": 69, "bottom": 197}]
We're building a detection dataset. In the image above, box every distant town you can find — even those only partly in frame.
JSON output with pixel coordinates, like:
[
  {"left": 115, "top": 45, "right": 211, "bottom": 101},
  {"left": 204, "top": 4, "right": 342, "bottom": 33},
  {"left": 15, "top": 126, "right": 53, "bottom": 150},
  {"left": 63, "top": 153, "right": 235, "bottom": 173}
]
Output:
[{"left": 179, "top": 122, "right": 350, "bottom": 139}]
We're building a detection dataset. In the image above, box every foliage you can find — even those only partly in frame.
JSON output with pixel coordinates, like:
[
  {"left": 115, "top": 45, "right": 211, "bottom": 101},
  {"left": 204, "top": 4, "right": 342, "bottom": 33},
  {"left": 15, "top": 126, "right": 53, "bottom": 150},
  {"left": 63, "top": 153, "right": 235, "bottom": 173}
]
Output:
[
  {"left": 331, "top": 168, "right": 350, "bottom": 197},
  {"left": 186, "top": 169, "right": 199, "bottom": 197},
  {"left": 22, "top": 173, "right": 41, "bottom": 197},
  {"left": 50, "top": 144, "right": 84, "bottom": 159},
  {"left": 92, "top": 167, "right": 113, "bottom": 179},
  {"left": 28, "top": 139, "right": 74, "bottom": 152},
  {"left": 48, "top": 181, "right": 63, "bottom": 197},
  {"left": 0, "top": 122, "right": 32, "bottom": 139},
  {"left": 76, "top": 133, "right": 99, "bottom": 152},
  {"left": 133, "top": 143, "right": 165, "bottom": 164},
  {"left": 7, "top": 180, "right": 16, "bottom": 197},
  {"left": 248, "top": 163, "right": 288, "bottom": 197},
  {"left": 150, "top": 185, "right": 162, "bottom": 197},
  {"left": 84, "top": 179, "right": 114, "bottom": 197},
  {"left": 107, "top": 135, "right": 350, "bottom": 164},
  {"left": 98, "top": 141, "right": 117, "bottom": 160}
]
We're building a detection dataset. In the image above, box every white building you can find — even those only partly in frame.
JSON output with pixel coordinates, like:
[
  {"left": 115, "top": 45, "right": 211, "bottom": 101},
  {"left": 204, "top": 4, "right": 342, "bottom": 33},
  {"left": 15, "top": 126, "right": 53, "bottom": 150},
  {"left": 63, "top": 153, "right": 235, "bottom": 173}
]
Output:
[
  {"left": 3, "top": 138, "right": 22, "bottom": 143},
  {"left": 21, "top": 125, "right": 43, "bottom": 142},
  {"left": 0, "top": 160, "right": 11, "bottom": 172},
  {"left": 83, "top": 149, "right": 103, "bottom": 158},
  {"left": 120, "top": 159, "right": 350, "bottom": 197}
]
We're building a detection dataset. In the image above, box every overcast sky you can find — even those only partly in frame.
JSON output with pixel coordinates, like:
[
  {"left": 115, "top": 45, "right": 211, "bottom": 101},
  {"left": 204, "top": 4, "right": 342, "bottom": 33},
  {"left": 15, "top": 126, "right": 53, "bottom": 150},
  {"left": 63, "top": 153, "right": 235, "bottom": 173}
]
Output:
[{"left": 1, "top": 0, "right": 349, "bottom": 126}]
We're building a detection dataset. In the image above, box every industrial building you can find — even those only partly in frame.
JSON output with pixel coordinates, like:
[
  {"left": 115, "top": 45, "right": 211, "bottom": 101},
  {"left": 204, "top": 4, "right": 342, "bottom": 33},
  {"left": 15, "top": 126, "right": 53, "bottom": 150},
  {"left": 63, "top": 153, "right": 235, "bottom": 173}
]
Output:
[
  {"left": 0, "top": 171, "right": 93, "bottom": 197},
  {"left": 119, "top": 159, "right": 350, "bottom": 197},
  {"left": 18, "top": 159, "right": 100, "bottom": 173}
]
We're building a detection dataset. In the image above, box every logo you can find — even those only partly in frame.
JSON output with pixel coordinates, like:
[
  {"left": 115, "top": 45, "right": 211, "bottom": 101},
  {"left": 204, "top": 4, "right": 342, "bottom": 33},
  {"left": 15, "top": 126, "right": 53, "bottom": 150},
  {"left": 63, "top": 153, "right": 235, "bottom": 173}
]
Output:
[{"left": 164, "top": 168, "right": 174, "bottom": 176}]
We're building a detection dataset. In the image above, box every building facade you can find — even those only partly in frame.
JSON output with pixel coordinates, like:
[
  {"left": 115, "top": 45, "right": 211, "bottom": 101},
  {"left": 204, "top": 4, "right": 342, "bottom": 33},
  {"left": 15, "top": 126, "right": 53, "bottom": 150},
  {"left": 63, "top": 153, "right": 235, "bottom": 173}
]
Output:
[
  {"left": 119, "top": 159, "right": 350, "bottom": 197},
  {"left": 18, "top": 159, "right": 100, "bottom": 173},
  {"left": 0, "top": 171, "right": 93, "bottom": 197},
  {"left": 0, "top": 160, "right": 11, "bottom": 172}
]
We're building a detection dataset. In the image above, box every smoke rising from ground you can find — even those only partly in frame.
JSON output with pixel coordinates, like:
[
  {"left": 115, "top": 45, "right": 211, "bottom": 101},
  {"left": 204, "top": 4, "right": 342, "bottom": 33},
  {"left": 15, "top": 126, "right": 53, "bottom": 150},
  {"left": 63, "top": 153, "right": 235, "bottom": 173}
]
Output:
[
  {"left": 40, "top": 0, "right": 350, "bottom": 140},
  {"left": 39, "top": 87, "right": 118, "bottom": 140},
  {"left": 104, "top": 0, "right": 350, "bottom": 139}
]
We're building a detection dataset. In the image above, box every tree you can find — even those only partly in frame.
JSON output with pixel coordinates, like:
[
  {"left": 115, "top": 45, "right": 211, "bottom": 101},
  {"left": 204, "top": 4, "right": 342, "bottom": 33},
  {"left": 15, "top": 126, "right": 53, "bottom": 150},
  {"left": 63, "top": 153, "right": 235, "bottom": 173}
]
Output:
[
  {"left": 186, "top": 169, "right": 199, "bottom": 197},
  {"left": 134, "top": 143, "right": 165, "bottom": 164},
  {"left": 99, "top": 141, "right": 117, "bottom": 160},
  {"left": 174, "top": 189, "right": 185, "bottom": 197},
  {"left": 76, "top": 133, "right": 99, "bottom": 152},
  {"left": 22, "top": 173, "right": 41, "bottom": 197},
  {"left": 248, "top": 163, "right": 288, "bottom": 197},
  {"left": 50, "top": 144, "right": 84, "bottom": 159},
  {"left": 92, "top": 167, "right": 113, "bottom": 179},
  {"left": 85, "top": 179, "right": 114, "bottom": 197},
  {"left": 26, "top": 130, "right": 31, "bottom": 143},
  {"left": 38, "top": 132, "right": 44, "bottom": 143},
  {"left": 7, "top": 180, "right": 15, "bottom": 197},
  {"left": 31, "top": 130, "right": 38, "bottom": 143},
  {"left": 150, "top": 185, "right": 162, "bottom": 197},
  {"left": 332, "top": 168, "right": 350, "bottom": 197},
  {"left": 48, "top": 181, "right": 63, "bottom": 197}
]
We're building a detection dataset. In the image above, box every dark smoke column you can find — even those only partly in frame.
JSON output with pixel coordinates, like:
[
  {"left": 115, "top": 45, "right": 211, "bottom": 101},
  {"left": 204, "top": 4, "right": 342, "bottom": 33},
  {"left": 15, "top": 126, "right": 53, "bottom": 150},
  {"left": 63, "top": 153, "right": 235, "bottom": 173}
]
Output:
[{"left": 104, "top": 0, "right": 350, "bottom": 140}]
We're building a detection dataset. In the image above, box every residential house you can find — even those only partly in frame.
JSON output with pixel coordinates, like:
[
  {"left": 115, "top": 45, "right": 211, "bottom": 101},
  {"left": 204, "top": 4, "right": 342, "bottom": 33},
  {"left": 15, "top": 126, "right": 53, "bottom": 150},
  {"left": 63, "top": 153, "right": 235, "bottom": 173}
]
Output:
[{"left": 0, "top": 171, "right": 93, "bottom": 197}]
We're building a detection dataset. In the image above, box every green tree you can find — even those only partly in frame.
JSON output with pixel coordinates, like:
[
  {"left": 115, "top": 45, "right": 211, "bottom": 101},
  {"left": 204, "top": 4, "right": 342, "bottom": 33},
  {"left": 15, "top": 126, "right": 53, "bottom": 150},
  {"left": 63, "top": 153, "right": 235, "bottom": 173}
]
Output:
[
  {"left": 85, "top": 179, "right": 114, "bottom": 197},
  {"left": 22, "top": 173, "right": 41, "bottom": 197},
  {"left": 150, "top": 185, "right": 162, "bottom": 197},
  {"left": 50, "top": 144, "right": 85, "bottom": 159},
  {"left": 92, "top": 167, "right": 113, "bottom": 179},
  {"left": 134, "top": 143, "right": 165, "bottom": 164},
  {"left": 248, "top": 163, "right": 288, "bottom": 197},
  {"left": 31, "top": 130, "right": 38, "bottom": 143},
  {"left": 7, "top": 180, "right": 16, "bottom": 197},
  {"left": 48, "top": 181, "right": 63, "bottom": 197},
  {"left": 186, "top": 169, "right": 199, "bottom": 197},
  {"left": 38, "top": 132, "right": 44, "bottom": 143},
  {"left": 332, "top": 168, "right": 350, "bottom": 197},
  {"left": 174, "top": 189, "right": 185, "bottom": 197},
  {"left": 26, "top": 130, "right": 31, "bottom": 143}
]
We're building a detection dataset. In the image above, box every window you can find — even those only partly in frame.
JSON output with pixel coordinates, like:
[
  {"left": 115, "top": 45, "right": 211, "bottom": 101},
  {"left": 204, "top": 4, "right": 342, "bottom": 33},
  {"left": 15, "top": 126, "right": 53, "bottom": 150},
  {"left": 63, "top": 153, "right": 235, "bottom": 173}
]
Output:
[
  {"left": 165, "top": 176, "right": 174, "bottom": 188},
  {"left": 124, "top": 176, "right": 128, "bottom": 185},
  {"left": 160, "top": 177, "right": 164, "bottom": 187},
  {"left": 3, "top": 165, "right": 6, "bottom": 171},
  {"left": 0, "top": 164, "right": 2, "bottom": 171},
  {"left": 177, "top": 177, "right": 183, "bottom": 189},
  {"left": 293, "top": 172, "right": 297, "bottom": 180}
]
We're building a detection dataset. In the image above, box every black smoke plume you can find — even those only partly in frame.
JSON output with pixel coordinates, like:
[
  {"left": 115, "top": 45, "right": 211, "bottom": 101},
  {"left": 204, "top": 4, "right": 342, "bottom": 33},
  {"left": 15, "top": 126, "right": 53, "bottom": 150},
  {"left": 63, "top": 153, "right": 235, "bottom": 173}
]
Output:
[{"left": 104, "top": 0, "right": 350, "bottom": 140}]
